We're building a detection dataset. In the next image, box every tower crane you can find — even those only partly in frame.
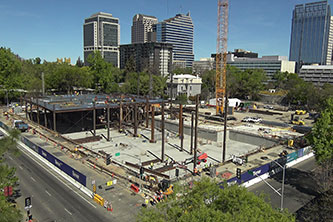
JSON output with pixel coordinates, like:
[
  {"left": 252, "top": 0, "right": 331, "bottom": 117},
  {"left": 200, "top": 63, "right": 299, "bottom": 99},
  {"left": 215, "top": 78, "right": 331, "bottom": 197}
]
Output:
[{"left": 216, "top": 0, "right": 229, "bottom": 115}]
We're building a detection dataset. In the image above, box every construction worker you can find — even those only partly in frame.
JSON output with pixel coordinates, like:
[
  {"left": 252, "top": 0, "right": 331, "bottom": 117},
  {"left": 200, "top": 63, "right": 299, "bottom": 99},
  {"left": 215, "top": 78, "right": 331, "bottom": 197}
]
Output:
[
  {"left": 194, "top": 168, "right": 198, "bottom": 175},
  {"left": 150, "top": 162, "right": 154, "bottom": 170}
]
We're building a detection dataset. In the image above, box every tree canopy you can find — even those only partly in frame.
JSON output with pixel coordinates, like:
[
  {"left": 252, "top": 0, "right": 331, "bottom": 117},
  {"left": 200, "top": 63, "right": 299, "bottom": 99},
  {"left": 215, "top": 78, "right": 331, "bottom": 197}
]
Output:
[
  {"left": 307, "top": 97, "right": 333, "bottom": 164},
  {"left": 137, "top": 178, "right": 295, "bottom": 222}
]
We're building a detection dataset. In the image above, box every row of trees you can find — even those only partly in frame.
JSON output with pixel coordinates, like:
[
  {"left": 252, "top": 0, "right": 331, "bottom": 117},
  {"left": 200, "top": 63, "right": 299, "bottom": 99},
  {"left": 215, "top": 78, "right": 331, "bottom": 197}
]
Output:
[
  {"left": 199, "top": 65, "right": 333, "bottom": 111},
  {"left": 1, "top": 47, "right": 332, "bottom": 111},
  {"left": 0, "top": 48, "right": 168, "bottom": 103},
  {"left": 138, "top": 177, "right": 295, "bottom": 222}
]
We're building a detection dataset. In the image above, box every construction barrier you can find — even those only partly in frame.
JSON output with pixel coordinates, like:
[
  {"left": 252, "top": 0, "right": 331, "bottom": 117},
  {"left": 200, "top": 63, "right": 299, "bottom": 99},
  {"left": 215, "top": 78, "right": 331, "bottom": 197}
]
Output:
[
  {"left": 94, "top": 194, "right": 104, "bottom": 206},
  {"left": 130, "top": 184, "right": 139, "bottom": 193}
]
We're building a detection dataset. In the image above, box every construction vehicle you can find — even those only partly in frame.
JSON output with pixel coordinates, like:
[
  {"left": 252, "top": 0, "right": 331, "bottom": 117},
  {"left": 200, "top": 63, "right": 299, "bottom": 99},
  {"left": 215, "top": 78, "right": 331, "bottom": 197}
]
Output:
[
  {"left": 295, "top": 110, "right": 307, "bottom": 115},
  {"left": 158, "top": 179, "right": 173, "bottom": 195},
  {"left": 291, "top": 116, "right": 305, "bottom": 125},
  {"left": 12, "top": 120, "right": 28, "bottom": 132}
]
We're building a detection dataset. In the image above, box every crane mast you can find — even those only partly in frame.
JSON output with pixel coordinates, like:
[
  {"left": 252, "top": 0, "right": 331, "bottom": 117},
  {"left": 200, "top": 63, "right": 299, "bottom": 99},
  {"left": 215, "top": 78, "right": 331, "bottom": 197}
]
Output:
[{"left": 216, "top": 0, "right": 229, "bottom": 115}]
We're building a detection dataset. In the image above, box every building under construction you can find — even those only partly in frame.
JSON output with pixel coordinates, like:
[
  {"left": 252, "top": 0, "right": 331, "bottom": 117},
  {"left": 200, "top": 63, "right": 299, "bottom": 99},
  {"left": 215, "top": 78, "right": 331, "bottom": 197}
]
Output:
[{"left": 24, "top": 94, "right": 163, "bottom": 136}]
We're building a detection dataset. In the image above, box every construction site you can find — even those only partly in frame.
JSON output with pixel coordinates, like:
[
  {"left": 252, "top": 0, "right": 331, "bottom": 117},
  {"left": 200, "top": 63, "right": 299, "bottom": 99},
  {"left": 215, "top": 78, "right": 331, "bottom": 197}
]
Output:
[
  {"left": 0, "top": 1, "right": 316, "bottom": 215},
  {"left": 4, "top": 93, "right": 311, "bottom": 192}
]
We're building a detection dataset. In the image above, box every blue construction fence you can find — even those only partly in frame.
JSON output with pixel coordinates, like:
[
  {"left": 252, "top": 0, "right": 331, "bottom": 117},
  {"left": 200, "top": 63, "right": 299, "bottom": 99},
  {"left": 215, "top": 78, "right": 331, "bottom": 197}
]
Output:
[
  {"left": 0, "top": 120, "right": 87, "bottom": 187},
  {"left": 21, "top": 136, "right": 87, "bottom": 186},
  {"left": 224, "top": 146, "right": 312, "bottom": 186}
]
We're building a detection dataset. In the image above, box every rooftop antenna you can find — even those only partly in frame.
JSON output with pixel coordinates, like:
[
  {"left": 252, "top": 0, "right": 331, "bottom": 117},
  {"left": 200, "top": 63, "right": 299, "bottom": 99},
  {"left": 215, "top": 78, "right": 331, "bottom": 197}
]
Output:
[{"left": 180, "top": 5, "right": 183, "bottom": 14}]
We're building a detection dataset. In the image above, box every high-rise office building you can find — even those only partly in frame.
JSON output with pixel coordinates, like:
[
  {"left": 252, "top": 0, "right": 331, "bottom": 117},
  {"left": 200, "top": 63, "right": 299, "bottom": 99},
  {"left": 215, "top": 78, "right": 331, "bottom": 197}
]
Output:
[
  {"left": 289, "top": 1, "right": 333, "bottom": 70},
  {"left": 83, "top": 12, "right": 120, "bottom": 67},
  {"left": 131, "top": 14, "right": 158, "bottom": 43},
  {"left": 154, "top": 13, "right": 194, "bottom": 68},
  {"left": 120, "top": 42, "right": 173, "bottom": 76}
]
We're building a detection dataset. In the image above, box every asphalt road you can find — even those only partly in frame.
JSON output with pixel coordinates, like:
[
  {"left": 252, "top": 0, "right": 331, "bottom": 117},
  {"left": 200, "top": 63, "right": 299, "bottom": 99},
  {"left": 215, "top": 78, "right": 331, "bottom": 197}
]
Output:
[
  {"left": 5, "top": 148, "right": 113, "bottom": 222},
  {"left": 248, "top": 156, "right": 318, "bottom": 213}
]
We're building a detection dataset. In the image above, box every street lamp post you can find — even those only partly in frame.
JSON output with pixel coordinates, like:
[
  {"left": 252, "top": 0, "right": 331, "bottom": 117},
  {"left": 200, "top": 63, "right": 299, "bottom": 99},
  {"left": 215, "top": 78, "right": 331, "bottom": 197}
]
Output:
[{"left": 251, "top": 159, "right": 286, "bottom": 211}]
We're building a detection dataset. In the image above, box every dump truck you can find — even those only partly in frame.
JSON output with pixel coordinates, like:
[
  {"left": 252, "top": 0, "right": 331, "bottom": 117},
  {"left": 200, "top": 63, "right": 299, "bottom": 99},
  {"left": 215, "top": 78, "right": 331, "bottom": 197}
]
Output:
[{"left": 12, "top": 120, "right": 28, "bottom": 132}]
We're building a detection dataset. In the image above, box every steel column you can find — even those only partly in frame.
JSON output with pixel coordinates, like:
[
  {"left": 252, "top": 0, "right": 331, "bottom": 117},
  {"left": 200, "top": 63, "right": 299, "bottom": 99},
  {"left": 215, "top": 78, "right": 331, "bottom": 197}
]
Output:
[
  {"left": 107, "top": 103, "right": 110, "bottom": 141},
  {"left": 190, "top": 111, "right": 194, "bottom": 155},
  {"left": 36, "top": 98, "right": 40, "bottom": 125},
  {"left": 193, "top": 95, "right": 199, "bottom": 172},
  {"left": 134, "top": 103, "right": 138, "bottom": 137},
  {"left": 161, "top": 101, "right": 165, "bottom": 162},
  {"left": 150, "top": 106, "right": 155, "bottom": 143},
  {"left": 93, "top": 101, "right": 96, "bottom": 136},
  {"left": 53, "top": 104, "right": 56, "bottom": 132}
]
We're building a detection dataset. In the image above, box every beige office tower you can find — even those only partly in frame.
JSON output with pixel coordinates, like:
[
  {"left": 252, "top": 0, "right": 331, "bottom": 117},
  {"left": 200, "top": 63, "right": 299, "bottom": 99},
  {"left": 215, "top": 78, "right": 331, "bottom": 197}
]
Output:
[{"left": 131, "top": 14, "right": 158, "bottom": 43}]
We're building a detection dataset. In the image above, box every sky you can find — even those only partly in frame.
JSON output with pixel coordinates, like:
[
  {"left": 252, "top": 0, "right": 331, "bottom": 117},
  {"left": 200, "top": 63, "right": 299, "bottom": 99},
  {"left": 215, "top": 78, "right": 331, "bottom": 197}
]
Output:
[{"left": 0, "top": 0, "right": 330, "bottom": 63}]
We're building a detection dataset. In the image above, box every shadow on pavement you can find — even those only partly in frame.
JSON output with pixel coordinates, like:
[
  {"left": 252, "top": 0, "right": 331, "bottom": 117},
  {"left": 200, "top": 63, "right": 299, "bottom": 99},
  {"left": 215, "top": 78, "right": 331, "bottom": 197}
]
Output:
[{"left": 271, "top": 168, "right": 319, "bottom": 197}]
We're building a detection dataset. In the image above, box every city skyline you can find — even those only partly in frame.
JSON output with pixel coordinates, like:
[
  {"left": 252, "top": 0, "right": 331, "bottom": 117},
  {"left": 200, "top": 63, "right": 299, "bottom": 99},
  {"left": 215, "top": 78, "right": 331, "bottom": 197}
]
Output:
[{"left": 1, "top": 0, "right": 331, "bottom": 64}]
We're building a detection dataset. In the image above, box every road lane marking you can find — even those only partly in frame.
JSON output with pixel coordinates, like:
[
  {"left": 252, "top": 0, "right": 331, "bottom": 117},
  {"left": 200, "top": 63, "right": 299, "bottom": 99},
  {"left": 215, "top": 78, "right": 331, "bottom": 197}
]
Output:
[
  {"left": 64, "top": 208, "right": 72, "bottom": 215},
  {"left": 45, "top": 190, "right": 51, "bottom": 196},
  {"left": 19, "top": 147, "right": 97, "bottom": 208},
  {"left": 30, "top": 177, "right": 36, "bottom": 182}
]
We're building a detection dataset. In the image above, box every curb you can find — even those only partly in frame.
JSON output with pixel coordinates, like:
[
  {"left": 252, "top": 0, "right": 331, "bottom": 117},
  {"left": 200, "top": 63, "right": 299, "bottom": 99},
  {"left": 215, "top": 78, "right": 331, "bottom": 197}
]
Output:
[{"left": 0, "top": 127, "right": 94, "bottom": 199}]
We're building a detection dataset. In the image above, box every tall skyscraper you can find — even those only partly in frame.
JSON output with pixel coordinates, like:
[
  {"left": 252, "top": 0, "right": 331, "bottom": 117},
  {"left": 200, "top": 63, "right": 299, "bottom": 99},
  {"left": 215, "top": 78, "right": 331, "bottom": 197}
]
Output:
[
  {"left": 154, "top": 13, "right": 194, "bottom": 68},
  {"left": 83, "top": 12, "right": 120, "bottom": 67},
  {"left": 131, "top": 14, "right": 158, "bottom": 43},
  {"left": 289, "top": 1, "right": 333, "bottom": 70}
]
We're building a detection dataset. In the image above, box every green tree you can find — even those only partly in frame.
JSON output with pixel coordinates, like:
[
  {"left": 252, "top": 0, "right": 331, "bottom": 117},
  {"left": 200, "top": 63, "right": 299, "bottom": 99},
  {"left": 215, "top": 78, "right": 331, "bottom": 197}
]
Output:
[
  {"left": 87, "top": 51, "right": 121, "bottom": 93},
  {"left": 45, "top": 64, "right": 93, "bottom": 94},
  {"left": 172, "top": 67, "right": 192, "bottom": 74},
  {"left": 201, "top": 69, "right": 216, "bottom": 100},
  {"left": 0, "top": 48, "right": 24, "bottom": 102},
  {"left": 0, "top": 129, "right": 22, "bottom": 222},
  {"left": 137, "top": 178, "right": 295, "bottom": 222},
  {"left": 306, "top": 97, "right": 333, "bottom": 164},
  {"left": 227, "top": 67, "right": 266, "bottom": 100}
]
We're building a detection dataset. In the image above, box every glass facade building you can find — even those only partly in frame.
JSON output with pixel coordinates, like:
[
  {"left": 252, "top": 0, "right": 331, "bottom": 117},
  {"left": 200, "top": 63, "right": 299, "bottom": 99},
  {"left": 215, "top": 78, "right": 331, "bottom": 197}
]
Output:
[
  {"left": 83, "top": 12, "right": 120, "bottom": 67},
  {"left": 289, "top": 1, "right": 332, "bottom": 70},
  {"left": 154, "top": 13, "right": 194, "bottom": 68}
]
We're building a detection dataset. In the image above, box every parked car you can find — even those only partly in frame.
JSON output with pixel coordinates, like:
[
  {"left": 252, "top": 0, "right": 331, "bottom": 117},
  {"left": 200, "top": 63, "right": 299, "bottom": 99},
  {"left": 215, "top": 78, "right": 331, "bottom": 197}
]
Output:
[
  {"left": 263, "top": 105, "right": 274, "bottom": 109},
  {"left": 242, "top": 117, "right": 262, "bottom": 123}
]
